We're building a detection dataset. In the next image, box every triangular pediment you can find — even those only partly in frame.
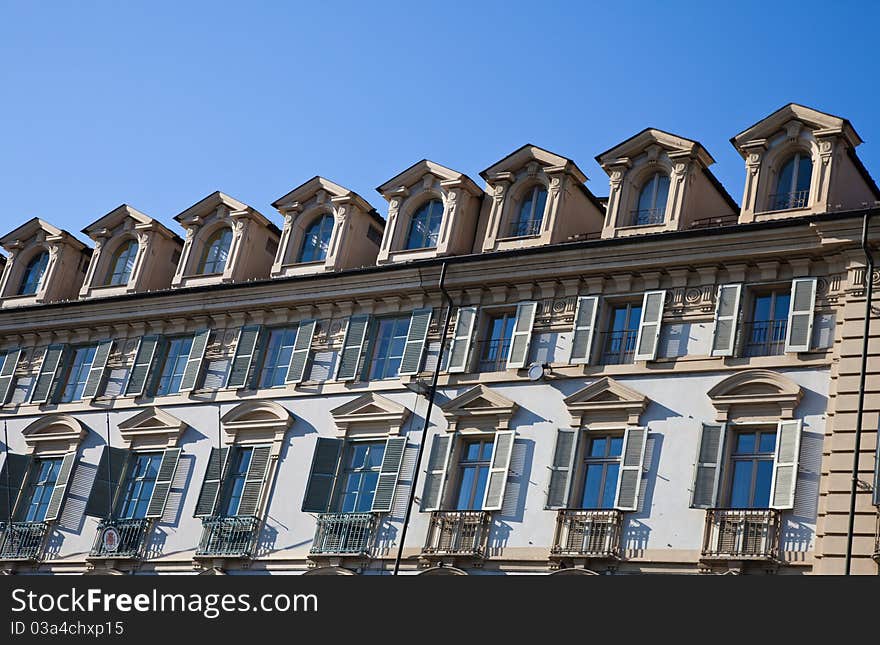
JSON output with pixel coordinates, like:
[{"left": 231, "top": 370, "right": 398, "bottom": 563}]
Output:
[
  {"left": 173, "top": 191, "right": 277, "bottom": 233},
  {"left": 564, "top": 377, "right": 648, "bottom": 408},
  {"left": 272, "top": 176, "right": 373, "bottom": 213},
  {"left": 0, "top": 217, "right": 86, "bottom": 251},
  {"left": 376, "top": 159, "right": 479, "bottom": 196},
  {"left": 596, "top": 128, "right": 714, "bottom": 168},
  {"left": 441, "top": 385, "right": 517, "bottom": 431},
  {"left": 118, "top": 407, "right": 187, "bottom": 448},
  {"left": 732, "top": 103, "right": 862, "bottom": 150},
  {"left": 82, "top": 204, "right": 179, "bottom": 242},
  {"left": 331, "top": 392, "right": 410, "bottom": 422},
  {"left": 480, "top": 144, "right": 587, "bottom": 183}
]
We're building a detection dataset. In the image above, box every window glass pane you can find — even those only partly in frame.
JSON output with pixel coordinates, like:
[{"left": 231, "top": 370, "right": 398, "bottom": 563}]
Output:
[
  {"left": 609, "top": 436, "right": 624, "bottom": 457},
  {"left": 156, "top": 336, "right": 194, "bottom": 396},
  {"left": 105, "top": 240, "right": 139, "bottom": 286},
  {"left": 602, "top": 463, "right": 620, "bottom": 509},
  {"left": 626, "top": 306, "right": 642, "bottom": 329},
  {"left": 610, "top": 307, "right": 627, "bottom": 332},
  {"left": 61, "top": 345, "right": 98, "bottom": 402},
  {"left": 223, "top": 448, "right": 252, "bottom": 517},
  {"left": 796, "top": 155, "right": 812, "bottom": 193},
  {"left": 456, "top": 466, "right": 477, "bottom": 510},
  {"left": 773, "top": 293, "right": 790, "bottom": 321},
  {"left": 753, "top": 460, "right": 774, "bottom": 508},
  {"left": 480, "top": 440, "right": 494, "bottom": 461},
  {"left": 654, "top": 175, "right": 670, "bottom": 212},
  {"left": 367, "top": 444, "right": 385, "bottom": 468},
  {"left": 729, "top": 460, "right": 754, "bottom": 508},
  {"left": 21, "top": 458, "right": 61, "bottom": 522},
  {"left": 198, "top": 228, "right": 232, "bottom": 274},
  {"left": 735, "top": 433, "right": 756, "bottom": 455},
  {"left": 589, "top": 437, "right": 607, "bottom": 458},
  {"left": 581, "top": 463, "right": 603, "bottom": 508},
  {"left": 472, "top": 465, "right": 489, "bottom": 509},
  {"left": 405, "top": 200, "right": 443, "bottom": 249},
  {"left": 777, "top": 157, "right": 795, "bottom": 196},
  {"left": 119, "top": 453, "right": 162, "bottom": 519},
  {"left": 637, "top": 174, "right": 656, "bottom": 213},
  {"left": 759, "top": 432, "right": 777, "bottom": 453},
  {"left": 349, "top": 444, "right": 368, "bottom": 470},
  {"left": 753, "top": 294, "right": 771, "bottom": 321},
  {"left": 299, "top": 215, "right": 334, "bottom": 262},
  {"left": 18, "top": 251, "right": 49, "bottom": 295},
  {"left": 367, "top": 316, "right": 409, "bottom": 380},
  {"left": 356, "top": 472, "right": 379, "bottom": 512},
  {"left": 464, "top": 442, "right": 482, "bottom": 461}
]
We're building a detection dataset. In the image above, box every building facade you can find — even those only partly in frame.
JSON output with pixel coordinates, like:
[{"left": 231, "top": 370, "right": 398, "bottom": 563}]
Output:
[{"left": 0, "top": 103, "right": 879, "bottom": 575}]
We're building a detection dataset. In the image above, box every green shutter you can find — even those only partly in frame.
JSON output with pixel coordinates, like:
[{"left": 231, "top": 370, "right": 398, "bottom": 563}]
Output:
[
  {"left": 236, "top": 446, "right": 271, "bottom": 517},
  {"left": 145, "top": 448, "right": 181, "bottom": 519},
  {"left": 285, "top": 320, "right": 315, "bottom": 384},
  {"left": 0, "top": 453, "right": 31, "bottom": 522},
  {"left": 634, "top": 291, "right": 666, "bottom": 361},
  {"left": 507, "top": 302, "right": 537, "bottom": 369},
  {"left": 124, "top": 336, "right": 160, "bottom": 397},
  {"left": 301, "top": 438, "right": 343, "bottom": 513},
  {"left": 335, "top": 315, "right": 370, "bottom": 382},
  {"left": 194, "top": 447, "right": 230, "bottom": 518},
  {"left": 690, "top": 423, "right": 726, "bottom": 509},
  {"left": 180, "top": 330, "right": 210, "bottom": 392},
  {"left": 399, "top": 309, "right": 432, "bottom": 376},
  {"left": 30, "top": 344, "right": 66, "bottom": 404},
  {"left": 482, "top": 431, "right": 515, "bottom": 510},
  {"left": 546, "top": 428, "right": 579, "bottom": 509},
  {"left": 371, "top": 437, "right": 407, "bottom": 513},
  {"left": 226, "top": 326, "right": 262, "bottom": 389},
  {"left": 614, "top": 427, "right": 648, "bottom": 511},
  {"left": 569, "top": 297, "right": 599, "bottom": 365},
  {"left": 447, "top": 307, "right": 478, "bottom": 373},
  {"left": 785, "top": 278, "right": 817, "bottom": 353},
  {"left": 0, "top": 348, "right": 22, "bottom": 405},
  {"left": 43, "top": 451, "right": 77, "bottom": 521},
  {"left": 82, "top": 340, "right": 113, "bottom": 400},
  {"left": 710, "top": 284, "right": 742, "bottom": 357},
  {"left": 84, "top": 447, "right": 129, "bottom": 518}
]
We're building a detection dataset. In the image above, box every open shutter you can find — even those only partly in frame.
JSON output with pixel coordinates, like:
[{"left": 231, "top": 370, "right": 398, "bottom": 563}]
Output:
[
  {"left": 145, "top": 448, "right": 181, "bottom": 519},
  {"left": 302, "top": 438, "right": 343, "bottom": 513},
  {"left": 237, "top": 446, "right": 271, "bottom": 517},
  {"left": 335, "top": 315, "right": 370, "bottom": 381},
  {"left": 507, "top": 302, "right": 537, "bottom": 369},
  {"left": 447, "top": 306, "right": 478, "bottom": 373},
  {"left": 483, "top": 430, "right": 515, "bottom": 511},
  {"left": 421, "top": 434, "right": 453, "bottom": 511},
  {"left": 85, "top": 447, "right": 129, "bottom": 518},
  {"left": 124, "top": 335, "right": 160, "bottom": 397},
  {"left": 226, "top": 326, "right": 262, "bottom": 389},
  {"left": 711, "top": 284, "right": 742, "bottom": 357},
  {"left": 0, "top": 453, "right": 31, "bottom": 522},
  {"left": 43, "top": 451, "right": 77, "bottom": 522},
  {"left": 785, "top": 278, "right": 817, "bottom": 353},
  {"left": 285, "top": 320, "right": 316, "bottom": 384},
  {"left": 180, "top": 330, "right": 210, "bottom": 392},
  {"left": 30, "top": 344, "right": 66, "bottom": 404},
  {"left": 569, "top": 297, "right": 600, "bottom": 364},
  {"left": 82, "top": 340, "right": 113, "bottom": 400},
  {"left": 371, "top": 436, "right": 407, "bottom": 513},
  {"left": 615, "top": 427, "right": 648, "bottom": 511},
  {"left": 546, "top": 428, "right": 579, "bottom": 509},
  {"left": 194, "top": 447, "right": 230, "bottom": 518},
  {"left": 634, "top": 291, "right": 666, "bottom": 362},
  {"left": 399, "top": 309, "right": 432, "bottom": 376},
  {"left": 0, "top": 348, "right": 21, "bottom": 405},
  {"left": 770, "top": 419, "right": 802, "bottom": 510},
  {"left": 690, "top": 423, "right": 726, "bottom": 509},
  {"left": 874, "top": 434, "right": 880, "bottom": 507}
]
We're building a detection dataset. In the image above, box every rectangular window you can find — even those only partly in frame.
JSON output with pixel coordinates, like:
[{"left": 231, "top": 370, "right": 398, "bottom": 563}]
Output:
[
  {"left": 17, "top": 458, "right": 62, "bottom": 522},
  {"left": 477, "top": 312, "right": 515, "bottom": 373},
  {"left": 258, "top": 327, "right": 298, "bottom": 388},
  {"left": 336, "top": 442, "right": 385, "bottom": 513},
  {"left": 220, "top": 447, "right": 253, "bottom": 517},
  {"left": 365, "top": 316, "right": 410, "bottom": 380},
  {"left": 455, "top": 438, "right": 494, "bottom": 510},
  {"left": 579, "top": 434, "right": 623, "bottom": 509},
  {"left": 727, "top": 429, "right": 776, "bottom": 509},
  {"left": 155, "top": 336, "right": 194, "bottom": 396},
  {"left": 117, "top": 452, "right": 162, "bottom": 520},
  {"left": 600, "top": 304, "right": 641, "bottom": 365},
  {"left": 743, "top": 290, "right": 789, "bottom": 357},
  {"left": 59, "top": 345, "right": 98, "bottom": 403}
]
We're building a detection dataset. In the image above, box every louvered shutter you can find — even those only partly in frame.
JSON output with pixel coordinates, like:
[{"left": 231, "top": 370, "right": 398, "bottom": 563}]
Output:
[
  {"left": 81, "top": 340, "right": 113, "bottom": 400},
  {"left": 194, "top": 447, "right": 230, "bottom": 517},
  {"left": 874, "top": 437, "right": 880, "bottom": 507},
  {"left": 0, "top": 348, "right": 21, "bottom": 405},
  {"left": 226, "top": 326, "right": 262, "bottom": 389},
  {"left": 302, "top": 438, "right": 343, "bottom": 513},
  {"left": 371, "top": 437, "right": 407, "bottom": 513},
  {"left": 0, "top": 453, "right": 31, "bottom": 522},
  {"left": 286, "top": 320, "right": 316, "bottom": 384},
  {"left": 421, "top": 434, "right": 453, "bottom": 511},
  {"left": 634, "top": 291, "right": 666, "bottom": 361},
  {"left": 335, "top": 315, "right": 370, "bottom": 381},
  {"left": 770, "top": 419, "right": 802, "bottom": 510},
  {"left": 124, "top": 335, "right": 161, "bottom": 397},
  {"left": 30, "top": 344, "right": 66, "bottom": 404},
  {"left": 237, "top": 446, "right": 271, "bottom": 517},
  {"left": 180, "top": 330, "right": 210, "bottom": 392},
  {"left": 690, "top": 423, "right": 726, "bottom": 509},
  {"left": 43, "top": 452, "right": 77, "bottom": 522},
  {"left": 711, "top": 284, "right": 742, "bottom": 357},
  {"left": 483, "top": 430, "right": 515, "bottom": 511},
  {"left": 85, "top": 447, "right": 129, "bottom": 518},
  {"left": 399, "top": 309, "right": 432, "bottom": 376},
  {"left": 145, "top": 448, "right": 181, "bottom": 518},
  {"left": 615, "top": 427, "right": 648, "bottom": 511},
  {"left": 785, "top": 278, "right": 817, "bottom": 353},
  {"left": 507, "top": 302, "right": 537, "bottom": 369},
  {"left": 447, "top": 307, "right": 478, "bottom": 373},
  {"left": 569, "top": 297, "right": 600, "bottom": 364},
  {"left": 546, "top": 428, "right": 579, "bottom": 509}
]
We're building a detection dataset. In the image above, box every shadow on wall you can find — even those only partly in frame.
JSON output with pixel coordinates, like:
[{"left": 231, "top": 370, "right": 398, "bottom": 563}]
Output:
[
  {"left": 161, "top": 452, "right": 196, "bottom": 527},
  {"left": 487, "top": 437, "right": 534, "bottom": 557}
]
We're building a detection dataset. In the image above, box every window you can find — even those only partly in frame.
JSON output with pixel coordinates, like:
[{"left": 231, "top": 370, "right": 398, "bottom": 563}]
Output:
[
  {"left": 298, "top": 214, "right": 334, "bottom": 263},
  {"left": 117, "top": 452, "right": 162, "bottom": 519},
  {"left": 18, "top": 251, "right": 49, "bottom": 295},
  {"left": 17, "top": 458, "right": 62, "bottom": 522},
  {"left": 600, "top": 303, "right": 641, "bottom": 365},
  {"left": 104, "top": 239, "right": 138, "bottom": 286},
  {"left": 405, "top": 199, "right": 444, "bottom": 250},
  {"left": 258, "top": 327, "right": 298, "bottom": 388},
  {"left": 154, "top": 336, "right": 194, "bottom": 396},
  {"left": 60, "top": 345, "right": 98, "bottom": 403},
  {"left": 579, "top": 434, "right": 623, "bottom": 509},
  {"left": 220, "top": 447, "right": 253, "bottom": 517},
  {"left": 744, "top": 289, "right": 789, "bottom": 357},
  {"left": 336, "top": 442, "right": 385, "bottom": 512},
  {"left": 365, "top": 316, "right": 410, "bottom": 380},
  {"left": 508, "top": 185, "right": 547, "bottom": 237},
  {"left": 197, "top": 227, "right": 232, "bottom": 275},
  {"left": 727, "top": 429, "right": 776, "bottom": 509},
  {"left": 477, "top": 312, "right": 515, "bottom": 373},
  {"left": 632, "top": 172, "right": 670, "bottom": 226},
  {"left": 455, "top": 438, "right": 494, "bottom": 510},
  {"left": 771, "top": 152, "right": 812, "bottom": 211}
]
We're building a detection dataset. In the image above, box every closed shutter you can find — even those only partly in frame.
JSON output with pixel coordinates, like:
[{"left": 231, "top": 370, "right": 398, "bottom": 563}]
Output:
[
  {"left": 690, "top": 423, "right": 726, "bottom": 509},
  {"left": 145, "top": 448, "right": 181, "bottom": 518},
  {"left": 421, "top": 434, "right": 453, "bottom": 511},
  {"left": 546, "top": 428, "right": 579, "bottom": 509},
  {"left": 634, "top": 291, "right": 666, "bottom": 362},
  {"left": 785, "top": 278, "right": 817, "bottom": 353},
  {"left": 237, "top": 446, "right": 271, "bottom": 517},
  {"left": 286, "top": 320, "right": 316, "bottom": 384},
  {"left": 482, "top": 430, "right": 515, "bottom": 511},
  {"left": 335, "top": 315, "right": 370, "bottom": 382},
  {"left": 569, "top": 297, "right": 600, "bottom": 365},
  {"left": 0, "top": 453, "right": 31, "bottom": 522},
  {"left": 0, "top": 348, "right": 21, "bottom": 405},
  {"left": 371, "top": 436, "right": 407, "bottom": 513},
  {"left": 43, "top": 451, "right": 77, "bottom": 522},
  {"left": 85, "top": 447, "right": 129, "bottom": 518},
  {"left": 710, "top": 284, "right": 742, "bottom": 357},
  {"left": 30, "top": 344, "right": 66, "bottom": 404},
  {"left": 124, "top": 336, "right": 161, "bottom": 397},
  {"left": 399, "top": 309, "right": 432, "bottom": 376},
  {"left": 447, "top": 306, "right": 478, "bottom": 373},
  {"left": 226, "top": 326, "right": 262, "bottom": 389},
  {"left": 82, "top": 340, "right": 113, "bottom": 400},
  {"left": 194, "top": 447, "right": 230, "bottom": 517},
  {"left": 615, "top": 427, "right": 648, "bottom": 511},
  {"left": 507, "top": 302, "right": 537, "bottom": 369},
  {"left": 770, "top": 419, "right": 802, "bottom": 510},
  {"left": 301, "top": 438, "right": 343, "bottom": 513},
  {"left": 180, "top": 330, "right": 210, "bottom": 392}
]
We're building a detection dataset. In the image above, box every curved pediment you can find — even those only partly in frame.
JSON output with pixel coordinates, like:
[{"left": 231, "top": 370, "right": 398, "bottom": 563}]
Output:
[
  {"left": 118, "top": 406, "right": 186, "bottom": 449},
  {"left": 440, "top": 385, "right": 517, "bottom": 432},
  {"left": 22, "top": 414, "right": 87, "bottom": 454},
  {"left": 565, "top": 377, "right": 649, "bottom": 427},
  {"left": 221, "top": 400, "right": 293, "bottom": 454},
  {"left": 330, "top": 392, "right": 410, "bottom": 436},
  {"left": 707, "top": 369, "right": 802, "bottom": 422}
]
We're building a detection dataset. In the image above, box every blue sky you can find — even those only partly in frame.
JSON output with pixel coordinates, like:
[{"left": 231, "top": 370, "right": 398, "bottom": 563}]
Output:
[{"left": 1, "top": 1, "right": 878, "bottom": 242}]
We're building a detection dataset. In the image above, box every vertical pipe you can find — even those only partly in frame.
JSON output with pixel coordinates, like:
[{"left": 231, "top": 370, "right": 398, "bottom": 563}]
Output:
[
  {"left": 105, "top": 412, "right": 112, "bottom": 520},
  {"left": 3, "top": 420, "right": 10, "bottom": 524}
]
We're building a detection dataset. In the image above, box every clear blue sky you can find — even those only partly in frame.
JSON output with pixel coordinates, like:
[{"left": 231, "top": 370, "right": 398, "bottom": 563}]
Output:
[{"left": 1, "top": 1, "right": 878, "bottom": 242}]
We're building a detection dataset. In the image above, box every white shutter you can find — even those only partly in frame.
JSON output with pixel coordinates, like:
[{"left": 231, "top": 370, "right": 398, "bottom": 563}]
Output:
[
  {"left": 482, "top": 430, "right": 515, "bottom": 511},
  {"left": 335, "top": 315, "right": 370, "bottom": 382},
  {"left": 785, "top": 278, "right": 817, "bottom": 353},
  {"left": 634, "top": 290, "right": 666, "bottom": 361},
  {"left": 569, "top": 296, "right": 599, "bottom": 364},
  {"left": 506, "top": 301, "right": 537, "bottom": 369},
  {"left": 285, "top": 320, "right": 316, "bottom": 384},
  {"left": 421, "top": 434, "right": 453, "bottom": 511},
  {"left": 447, "top": 306, "right": 478, "bottom": 373},
  {"left": 711, "top": 284, "right": 742, "bottom": 357},
  {"left": 399, "top": 308, "right": 432, "bottom": 376},
  {"left": 43, "top": 451, "right": 77, "bottom": 521},
  {"left": 226, "top": 326, "right": 262, "bottom": 389},
  {"left": 371, "top": 437, "right": 407, "bottom": 513},
  {"left": 690, "top": 423, "right": 726, "bottom": 508},
  {"left": 614, "top": 427, "right": 648, "bottom": 511},
  {"left": 30, "top": 344, "right": 66, "bottom": 404},
  {"left": 546, "top": 428, "right": 579, "bottom": 509},
  {"left": 0, "top": 348, "right": 21, "bottom": 405},
  {"left": 145, "top": 448, "right": 181, "bottom": 518},
  {"left": 180, "top": 330, "right": 210, "bottom": 392},
  {"left": 124, "top": 336, "right": 161, "bottom": 397},
  {"left": 770, "top": 419, "right": 802, "bottom": 510}
]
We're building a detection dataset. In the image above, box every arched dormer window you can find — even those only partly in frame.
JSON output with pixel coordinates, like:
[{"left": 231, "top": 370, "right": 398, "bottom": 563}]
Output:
[
  {"left": 104, "top": 239, "right": 138, "bottom": 286},
  {"left": 771, "top": 152, "right": 812, "bottom": 211},
  {"left": 405, "top": 199, "right": 443, "bottom": 250},
  {"left": 633, "top": 172, "right": 670, "bottom": 226},
  {"left": 509, "top": 185, "right": 547, "bottom": 237},
  {"left": 197, "top": 227, "right": 232, "bottom": 275},
  {"left": 298, "top": 213, "right": 334, "bottom": 263},
  {"left": 18, "top": 250, "right": 49, "bottom": 295}
]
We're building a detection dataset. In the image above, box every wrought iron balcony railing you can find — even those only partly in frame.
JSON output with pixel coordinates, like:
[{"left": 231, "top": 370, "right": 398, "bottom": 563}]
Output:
[
  {"left": 505, "top": 218, "right": 543, "bottom": 238},
  {"left": 195, "top": 515, "right": 260, "bottom": 559},
  {"left": 741, "top": 320, "right": 787, "bottom": 357},
  {"left": 475, "top": 338, "right": 513, "bottom": 373},
  {"left": 0, "top": 521, "right": 49, "bottom": 561},
  {"left": 599, "top": 329, "right": 638, "bottom": 365},
  {"left": 628, "top": 208, "right": 666, "bottom": 227},
  {"left": 422, "top": 511, "right": 491, "bottom": 558},
  {"left": 550, "top": 509, "right": 622, "bottom": 559},
  {"left": 701, "top": 508, "right": 780, "bottom": 561},
  {"left": 89, "top": 518, "right": 152, "bottom": 559},
  {"left": 769, "top": 189, "right": 809, "bottom": 211},
  {"left": 310, "top": 513, "right": 376, "bottom": 557}
]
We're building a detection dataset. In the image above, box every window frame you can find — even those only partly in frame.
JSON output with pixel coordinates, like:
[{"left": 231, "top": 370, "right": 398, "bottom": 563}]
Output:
[
  {"left": 17, "top": 250, "right": 49, "bottom": 296},
  {"left": 196, "top": 227, "right": 233, "bottom": 275},
  {"left": 770, "top": 151, "right": 813, "bottom": 211},
  {"left": 632, "top": 171, "right": 671, "bottom": 226},
  {"left": 17, "top": 457, "right": 63, "bottom": 523},
  {"left": 598, "top": 300, "right": 643, "bottom": 365},
  {"left": 116, "top": 451, "right": 164, "bottom": 520},
  {"left": 573, "top": 431, "right": 624, "bottom": 510},
  {"left": 297, "top": 213, "right": 335, "bottom": 264},
  {"left": 58, "top": 344, "right": 98, "bottom": 403},
  {"left": 719, "top": 423, "right": 778, "bottom": 510},
  {"left": 362, "top": 314, "right": 411, "bottom": 381},
  {"left": 505, "top": 184, "right": 548, "bottom": 239},
  {"left": 103, "top": 238, "right": 139, "bottom": 286},
  {"left": 403, "top": 198, "right": 444, "bottom": 250},
  {"left": 257, "top": 326, "right": 299, "bottom": 389},
  {"left": 334, "top": 440, "right": 387, "bottom": 513},
  {"left": 154, "top": 335, "right": 195, "bottom": 397},
  {"left": 452, "top": 436, "right": 495, "bottom": 511},
  {"left": 740, "top": 285, "right": 791, "bottom": 358}
]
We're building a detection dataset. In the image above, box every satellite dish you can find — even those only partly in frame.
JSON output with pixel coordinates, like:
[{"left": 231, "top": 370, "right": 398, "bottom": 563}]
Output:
[{"left": 527, "top": 362, "right": 545, "bottom": 381}]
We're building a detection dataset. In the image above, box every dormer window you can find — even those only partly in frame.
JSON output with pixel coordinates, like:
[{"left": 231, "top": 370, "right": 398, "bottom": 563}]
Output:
[
  {"left": 405, "top": 199, "right": 444, "bottom": 250},
  {"left": 298, "top": 214, "right": 334, "bottom": 263},
  {"left": 104, "top": 239, "right": 138, "bottom": 286},
  {"left": 633, "top": 172, "right": 670, "bottom": 226},
  {"left": 18, "top": 251, "right": 48, "bottom": 295},
  {"left": 509, "top": 185, "right": 547, "bottom": 238},
  {"left": 770, "top": 152, "right": 812, "bottom": 211},
  {"left": 197, "top": 227, "right": 232, "bottom": 275}
]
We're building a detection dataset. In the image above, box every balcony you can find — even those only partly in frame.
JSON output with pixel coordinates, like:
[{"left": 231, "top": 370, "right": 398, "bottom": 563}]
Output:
[
  {"left": 476, "top": 338, "right": 512, "bottom": 373},
  {"left": 768, "top": 189, "right": 809, "bottom": 212},
  {"left": 505, "top": 218, "right": 543, "bottom": 239},
  {"left": 195, "top": 515, "right": 260, "bottom": 559},
  {"left": 629, "top": 208, "right": 665, "bottom": 227},
  {"left": 701, "top": 508, "right": 780, "bottom": 561},
  {"left": 599, "top": 330, "right": 638, "bottom": 365},
  {"left": 550, "top": 509, "right": 622, "bottom": 559},
  {"left": 422, "top": 511, "right": 491, "bottom": 559},
  {"left": 741, "top": 320, "right": 787, "bottom": 357},
  {"left": 89, "top": 518, "right": 152, "bottom": 560},
  {"left": 310, "top": 513, "right": 376, "bottom": 557},
  {"left": 0, "top": 521, "right": 49, "bottom": 561}
]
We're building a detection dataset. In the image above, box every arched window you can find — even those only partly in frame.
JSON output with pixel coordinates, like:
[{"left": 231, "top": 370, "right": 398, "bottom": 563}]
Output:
[
  {"left": 772, "top": 152, "right": 812, "bottom": 210},
  {"left": 298, "top": 214, "right": 334, "bottom": 263},
  {"left": 633, "top": 172, "right": 670, "bottom": 226},
  {"left": 197, "top": 227, "right": 232, "bottom": 275},
  {"left": 104, "top": 239, "right": 138, "bottom": 286},
  {"left": 510, "top": 185, "right": 547, "bottom": 237},
  {"left": 18, "top": 251, "right": 49, "bottom": 295},
  {"left": 405, "top": 199, "right": 444, "bottom": 250}
]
